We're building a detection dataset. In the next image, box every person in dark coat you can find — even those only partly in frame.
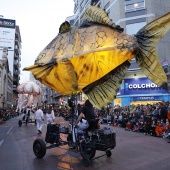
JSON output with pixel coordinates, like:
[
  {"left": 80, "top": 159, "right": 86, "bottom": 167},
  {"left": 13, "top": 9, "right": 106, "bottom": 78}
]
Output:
[
  {"left": 159, "top": 103, "right": 167, "bottom": 122},
  {"left": 77, "top": 103, "right": 82, "bottom": 116},
  {"left": 75, "top": 100, "right": 95, "bottom": 131}
]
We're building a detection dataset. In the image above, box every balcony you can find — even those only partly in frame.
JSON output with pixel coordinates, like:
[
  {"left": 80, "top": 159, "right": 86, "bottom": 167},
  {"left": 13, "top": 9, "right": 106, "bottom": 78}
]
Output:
[
  {"left": 14, "top": 45, "right": 19, "bottom": 55},
  {"left": 15, "top": 39, "right": 19, "bottom": 46},
  {"left": 14, "top": 53, "right": 19, "bottom": 60},
  {"left": 13, "top": 77, "right": 19, "bottom": 82},
  {"left": 14, "top": 61, "right": 19, "bottom": 68},
  {"left": 13, "top": 84, "right": 17, "bottom": 90},
  {"left": 13, "top": 70, "right": 19, "bottom": 76}
]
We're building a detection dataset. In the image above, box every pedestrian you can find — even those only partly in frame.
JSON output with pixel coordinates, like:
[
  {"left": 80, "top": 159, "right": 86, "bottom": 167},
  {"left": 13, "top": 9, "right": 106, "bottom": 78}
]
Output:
[
  {"left": 46, "top": 105, "right": 55, "bottom": 124},
  {"left": 35, "top": 106, "right": 44, "bottom": 134}
]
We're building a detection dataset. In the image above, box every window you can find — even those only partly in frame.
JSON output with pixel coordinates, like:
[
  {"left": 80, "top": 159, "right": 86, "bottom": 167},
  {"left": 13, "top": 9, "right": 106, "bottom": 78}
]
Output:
[
  {"left": 104, "top": 2, "right": 110, "bottom": 10},
  {"left": 104, "top": 2, "right": 110, "bottom": 14},
  {"left": 125, "top": 0, "right": 145, "bottom": 12},
  {"left": 91, "top": 0, "right": 100, "bottom": 6},
  {"left": 69, "top": 19, "right": 74, "bottom": 26}
]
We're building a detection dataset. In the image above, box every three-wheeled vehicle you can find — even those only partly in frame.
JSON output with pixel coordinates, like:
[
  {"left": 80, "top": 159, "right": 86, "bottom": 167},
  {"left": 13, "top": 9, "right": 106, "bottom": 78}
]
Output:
[
  {"left": 18, "top": 111, "right": 36, "bottom": 126},
  {"left": 33, "top": 107, "right": 116, "bottom": 166}
]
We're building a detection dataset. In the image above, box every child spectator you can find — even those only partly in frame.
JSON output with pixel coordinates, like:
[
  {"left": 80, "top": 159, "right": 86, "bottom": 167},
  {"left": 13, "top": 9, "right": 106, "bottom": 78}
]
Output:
[
  {"left": 125, "top": 121, "right": 132, "bottom": 131},
  {"left": 163, "top": 119, "right": 170, "bottom": 138},
  {"left": 143, "top": 122, "right": 150, "bottom": 135},
  {"left": 155, "top": 121, "right": 165, "bottom": 137},
  {"left": 133, "top": 122, "right": 140, "bottom": 132},
  {"left": 150, "top": 120, "right": 157, "bottom": 136}
]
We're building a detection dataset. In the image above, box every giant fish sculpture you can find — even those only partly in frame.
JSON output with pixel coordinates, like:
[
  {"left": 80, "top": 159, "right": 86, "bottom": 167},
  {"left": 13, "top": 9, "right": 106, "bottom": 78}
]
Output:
[{"left": 24, "top": 6, "right": 170, "bottom": 109}]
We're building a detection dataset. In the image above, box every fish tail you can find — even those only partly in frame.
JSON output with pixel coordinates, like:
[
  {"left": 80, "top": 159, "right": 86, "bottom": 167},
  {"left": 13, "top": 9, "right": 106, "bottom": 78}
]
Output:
[{"left": 134, "top": 12, "right": 170, "bottom": 89}]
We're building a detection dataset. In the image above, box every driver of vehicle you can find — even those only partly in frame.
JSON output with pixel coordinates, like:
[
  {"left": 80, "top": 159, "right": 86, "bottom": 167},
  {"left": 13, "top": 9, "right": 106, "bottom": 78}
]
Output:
[{"left": 75, "top": 99, "right": 95, "bottom": 132}]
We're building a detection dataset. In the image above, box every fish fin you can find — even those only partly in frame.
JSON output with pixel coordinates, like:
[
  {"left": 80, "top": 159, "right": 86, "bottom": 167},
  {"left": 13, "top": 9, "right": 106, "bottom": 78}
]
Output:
[
  {"left": 59, "top": 21, "right": 71, "bottom": 33},
  {"left": 80, "top": 6, "right": 117, "bottom": 29},
  {"left": 24, "top": 60, "right": 78, "bottom": 95},
  {"left": 135, "top": 12, "right": 170, "bottom": 89},
  {"left": 82, "top": 61, "right": 130, "bottom": 109}
]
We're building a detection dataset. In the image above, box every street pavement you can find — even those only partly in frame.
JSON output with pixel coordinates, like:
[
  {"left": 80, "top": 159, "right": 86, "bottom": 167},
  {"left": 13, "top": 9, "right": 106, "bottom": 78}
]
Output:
[{"left": 0, "top": 114, "right": 170, "bottom": 170}]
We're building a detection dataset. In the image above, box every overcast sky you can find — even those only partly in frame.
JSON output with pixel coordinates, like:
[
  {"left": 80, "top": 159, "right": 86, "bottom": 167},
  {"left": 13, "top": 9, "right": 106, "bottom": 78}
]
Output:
[{"left": 0, "top": 0, "right": 74, "bottom": 83}]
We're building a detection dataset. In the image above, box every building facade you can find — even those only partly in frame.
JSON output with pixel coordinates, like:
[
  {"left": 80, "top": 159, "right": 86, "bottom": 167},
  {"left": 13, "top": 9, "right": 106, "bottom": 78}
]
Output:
[
  {"left": 0, "top": 16, "right": 22, "bottom": 108},
  {"left": 0, "top": 48, "right": 13, "bottom": 108},
  {"left": 13, "top": 25, "right": 22, "bottom": 103}
]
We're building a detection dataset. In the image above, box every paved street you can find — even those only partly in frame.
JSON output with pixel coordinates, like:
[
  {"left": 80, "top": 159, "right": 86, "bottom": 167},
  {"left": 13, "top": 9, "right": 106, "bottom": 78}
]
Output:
[{"left": 0, "top": 115, "right": 170, "bottom": 170}]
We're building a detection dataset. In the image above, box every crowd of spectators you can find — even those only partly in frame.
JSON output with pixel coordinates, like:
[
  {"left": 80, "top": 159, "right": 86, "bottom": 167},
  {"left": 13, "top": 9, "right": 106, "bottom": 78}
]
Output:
[
  {"left": 47, "top": 101, "right": 170, "bottom": 143},
  {"left": 0, "top": 107, "right": 19, "bottom": 124},
  {"left": 1, "top": 101, "right": 170, "bottom": 143},
  {"left": 95, "top": 101, "right": 170, "bottom": 143}
]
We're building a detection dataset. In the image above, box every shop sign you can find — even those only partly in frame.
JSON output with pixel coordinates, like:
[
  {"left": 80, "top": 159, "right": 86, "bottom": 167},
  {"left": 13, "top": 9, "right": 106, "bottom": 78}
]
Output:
[
  {"left": 132, "top": 96, "right": 160, "bottom": 101},
  {"left": 117, "top": 77, "right": 167, "bottom": 95}
]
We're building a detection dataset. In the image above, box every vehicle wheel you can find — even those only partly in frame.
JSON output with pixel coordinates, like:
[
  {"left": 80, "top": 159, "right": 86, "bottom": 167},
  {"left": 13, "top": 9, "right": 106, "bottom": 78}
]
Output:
[
  {"left": 80, "top": 141, "right": 96, "bottom": 160},
  {"left": 106, "top": 150, "right": 112, "bottom": 157},
  {"left": 33, "top": 139, "right": 46, "bottom": 158},
  {"left": 83, "top": 158, "right": 90, "bottom": 167},
  {"left": 22, "top": 115, "right": 25, "bottom": 121},
  {"left": 25, "top": 118, "right": 28, "bottom": 126},
  {"left": 18, "top": 120, "right": 22, "bottom": 126}
]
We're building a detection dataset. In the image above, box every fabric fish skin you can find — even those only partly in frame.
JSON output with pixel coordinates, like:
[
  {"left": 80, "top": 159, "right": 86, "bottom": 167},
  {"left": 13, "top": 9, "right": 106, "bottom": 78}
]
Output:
[{"left": 24, "top": 6, "right": 170, "bottom": 108}]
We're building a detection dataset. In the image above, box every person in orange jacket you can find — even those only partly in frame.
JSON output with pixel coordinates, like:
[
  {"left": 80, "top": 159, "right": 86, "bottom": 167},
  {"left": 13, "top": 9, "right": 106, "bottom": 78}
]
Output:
[
  {"left": 167, "top": 105, "right": 170, "bottom": 143},
  {"left": 155, "top": 121, "right": 165, "bottom": 137}
]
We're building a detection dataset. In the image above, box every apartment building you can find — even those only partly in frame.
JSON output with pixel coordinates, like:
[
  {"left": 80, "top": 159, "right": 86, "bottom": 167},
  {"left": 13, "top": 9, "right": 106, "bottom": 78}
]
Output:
[
  {"left": 0, "top": 17, "right": 21, "bottom": 108},
  {"left": 0, "top": 48, "right": 13, "bottom": 108},
  {"left": 38, "top": 0, "right": 170, "bottom": 106},
  {"left": 13, "top": 25, "right": 22, "bottom": 101}
]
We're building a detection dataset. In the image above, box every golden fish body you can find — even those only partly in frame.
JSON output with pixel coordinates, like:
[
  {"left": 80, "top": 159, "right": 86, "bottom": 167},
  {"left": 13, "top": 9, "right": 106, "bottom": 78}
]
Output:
[
  {"left": 24, "top": 6, "right": 170, "bottom": 108},
  {"left": 35, "top": 25, "right": 135, "bottom": 93}
]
